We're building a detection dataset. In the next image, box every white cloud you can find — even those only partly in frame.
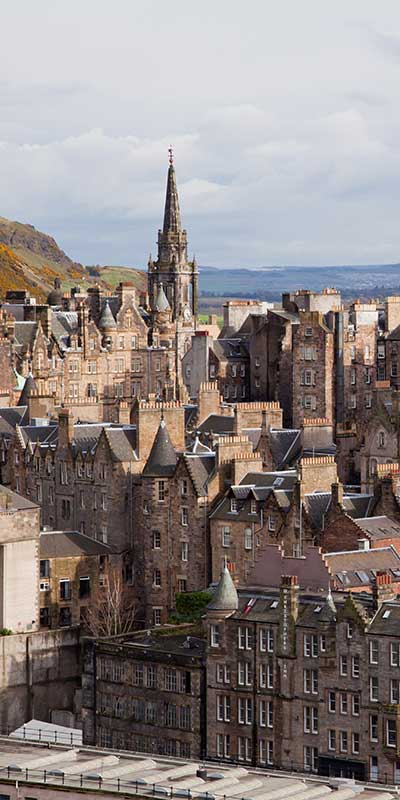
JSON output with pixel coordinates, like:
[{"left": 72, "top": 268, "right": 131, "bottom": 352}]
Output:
[{"left": 1, "top": 1, "right": 400, "bottom": 266}]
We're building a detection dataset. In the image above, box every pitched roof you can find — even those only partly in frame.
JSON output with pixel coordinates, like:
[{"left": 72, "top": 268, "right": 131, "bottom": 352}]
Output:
[
  {"left": 182, "top": 452, "right": 215, "bottom": 496},
  {"left": 325, "top": 546, "right": 400, "bottom": 589},
  {"left": 142, "top": 419, "right": 177, "bottom": 477},
  {"left": 40, "top": 530, "right": 111, "bottom": 558},
  {"left": 353, "top": 516, "right": 400, "bottom": 541},
  {"left": 247, "top": 545, "right": 331, "bottom": 593},
  {"left": 208, "top": 565, "right": 239, "bottom": 612},
  {"left": 0, "top": 406, "right": 28, "bottom": 436},
  {"left": 197, "top": 414, "right": 235, "bottom": 435}
]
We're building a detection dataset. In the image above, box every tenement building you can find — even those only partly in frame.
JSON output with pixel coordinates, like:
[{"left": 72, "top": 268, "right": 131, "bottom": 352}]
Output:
[
  {"left": 82, "top": 627, "right": 206, "bottom": 758},
  {"left": 205, "top": 565, "right": 400, "bottom": 783}
]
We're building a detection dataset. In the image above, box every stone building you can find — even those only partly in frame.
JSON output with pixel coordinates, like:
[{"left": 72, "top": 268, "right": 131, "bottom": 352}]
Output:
[
  {"left": 205, "top": 566, "right": 400, "bottom": 783},
  {"left": 11, "top": 409, "right": 141, "bottom": 551},
  {"left": 132, "top": 416, "right": 219, "bottom": 627},
  {"left": 292, "top": 311, "right": 334, "bottom": 428},
  {"left": 39, "top": 529, "right": 112, "bottom": 629},
  {"left": 82, "top": 627, "right": 206, "bottom": 758},
  {"left": 0, "top": 485, "right": 40, "bottom": 633}
]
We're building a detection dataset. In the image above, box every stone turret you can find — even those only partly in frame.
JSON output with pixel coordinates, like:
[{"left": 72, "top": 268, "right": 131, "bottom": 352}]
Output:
[{"left": 208, "top": 564, "right": 238, "bottom": 615}]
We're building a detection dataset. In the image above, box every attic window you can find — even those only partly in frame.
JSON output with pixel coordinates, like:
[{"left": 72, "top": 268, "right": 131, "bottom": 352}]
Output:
[
  {"left": 383, "top": 609, "right": 392, "bottom": 619},
  {"left": 273, "top": 477, "right": 284, "bottom": 487},
  {"left": 230, "top": 498, "right": 238, "bottom": 513},
  {"left": 314, "top": 606, "right": 322, "bottom": 613},
  {"left": 270, "top": 600, "right": 278, "bottom": 609}
]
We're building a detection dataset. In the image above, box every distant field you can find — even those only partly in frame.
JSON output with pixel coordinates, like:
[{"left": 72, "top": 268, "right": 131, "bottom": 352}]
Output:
[{"left": 92, "top": 265, "right": 147, "bottom": 293}]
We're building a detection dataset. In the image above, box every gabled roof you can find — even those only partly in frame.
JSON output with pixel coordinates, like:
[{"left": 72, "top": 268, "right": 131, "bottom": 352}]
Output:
[{"left": 142, "top": 419, "right": 177, "bottom": 477}]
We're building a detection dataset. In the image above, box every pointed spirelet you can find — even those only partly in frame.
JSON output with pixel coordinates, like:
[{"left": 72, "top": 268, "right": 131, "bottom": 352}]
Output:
[
  {"left": 208, "top": 564, "right": 239, "bottom": 612},
  {"left": 162, "top": 156, "right": 182, "bottom": 235}
]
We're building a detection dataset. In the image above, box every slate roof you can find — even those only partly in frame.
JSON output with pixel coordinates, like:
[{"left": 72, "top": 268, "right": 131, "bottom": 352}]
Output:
[
  {"left": 208, "top": 565, "right": 239, "bottom": 612},
  {"left": 18, "top": 373, "right": 37, "bottom": 407},
  {"left": 269, "top": 429, "right": 301, "bottom": 469},
  {"left": 98, "top": 300, "right": 117, "bottom": 330},
  {"left": 212, "top": 339, "right": 249, "bottom": 361},
  {"left": 104, "top": 428, "right": 137, "bottom": 462},
  {"left": 183, "top": 453, "right": 215, "bottom": 496},
  {"left": 142, "top": 420, "right": 177, "bottom": 477},
  {"left": 52, "top": 312, "right": 78, "bottom": 348},
  {"left": 325, "top": 546, "right": 400, "bottom": 589},
  {"left": 40, "top": 530, "right": 111, "bottom": 558},
  {"left": 19, "top": 423, "right": 58, "bottom": 447},
  {"left": 123, "top": 633, "right": 206, "bottom": 657},
  {"left": 369, "top": 602, "right": 400, "bottom": 635},
  {"left": 0, "top": 406, "right": 28, "bottom": 436},
  {"left": 0, "top": 485, "right": 39, "bottom": 512},
  {"left": 353, "top": 516, "right": 400, "bottom": 540},
  {"left": 247, "top": 545, "right": 331, "bottom": 593},
  {"left": 197, "top": 414, "right": 234, "bottom": 435},
  {"left": 14, "top": 322, "right": 38, "bottom": 352},
  {"left": 343, "top": 493, "right": 375, "bottom": 518}
]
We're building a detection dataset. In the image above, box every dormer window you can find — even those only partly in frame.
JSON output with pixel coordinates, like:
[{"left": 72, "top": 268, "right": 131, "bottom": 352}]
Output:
[
  {"left": 250, "top": 499, "right": 257, "bottom": 514},
  {"left": 378, "top": 431, "right": 385, "bottom": 448},
  {"left": 230, "top": 498, "right": 238, "bottom": 513}
]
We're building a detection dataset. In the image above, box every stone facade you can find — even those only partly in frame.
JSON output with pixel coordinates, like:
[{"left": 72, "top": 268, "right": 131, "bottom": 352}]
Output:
[
  {"left": 81, "top": 629, "right": 206, "bottom": 758},
  {"left": 205, "top": 572, "right": 400, "bottom": 783}
]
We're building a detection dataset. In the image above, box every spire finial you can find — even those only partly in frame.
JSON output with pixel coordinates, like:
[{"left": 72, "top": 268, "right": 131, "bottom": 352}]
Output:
[{"left": 168, "top": 145, "right": 174, "bottom": 166}]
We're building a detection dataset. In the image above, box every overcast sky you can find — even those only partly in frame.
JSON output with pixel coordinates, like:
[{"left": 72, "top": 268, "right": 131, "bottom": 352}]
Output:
[{"left": 2, "top": 1, "right": 400, "bottom": 268}]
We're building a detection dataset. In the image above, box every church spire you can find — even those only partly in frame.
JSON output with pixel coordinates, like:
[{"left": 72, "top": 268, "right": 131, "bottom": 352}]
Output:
[{"left": 162, "top": 147, "right": 182, "bottom": 234}]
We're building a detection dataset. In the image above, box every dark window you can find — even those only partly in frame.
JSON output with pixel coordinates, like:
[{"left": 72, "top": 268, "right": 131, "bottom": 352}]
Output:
[
  {"left": 59, "top": 607, "right": 71, "bottom": 626},
  {"left": 79, "top": 577, "right": 90, "bottom": 598},
  {"left": 60, "top": 579, "right": 71, "bottom": 600},
  {"left": 40, "top": 607, "right": 50, "bottom": 628},
  {"left": 40, "top": 559, "right": 50, "bottom": 578}
]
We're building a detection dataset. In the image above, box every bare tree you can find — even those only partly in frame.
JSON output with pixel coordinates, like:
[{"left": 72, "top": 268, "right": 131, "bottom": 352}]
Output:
[{"left": 85, "top": 564, "right": 136, "bottom": 637}]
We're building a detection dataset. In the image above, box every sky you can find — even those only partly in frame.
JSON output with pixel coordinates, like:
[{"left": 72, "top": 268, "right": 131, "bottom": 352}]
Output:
[{"left": 2, "top": 1, "right": 400, "bottom": 268}]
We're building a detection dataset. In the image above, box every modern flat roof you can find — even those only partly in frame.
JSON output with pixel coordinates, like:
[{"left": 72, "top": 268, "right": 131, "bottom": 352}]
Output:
[{"left": 0, "top": 737, "right": 396, "bottom": 799}]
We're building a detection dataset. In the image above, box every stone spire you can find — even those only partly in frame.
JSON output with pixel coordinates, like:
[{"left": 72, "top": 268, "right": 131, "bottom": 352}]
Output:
[
  {"left": 98, "top": 300, "right": 117, "bottom": 331},
  {"left": 142, "top": 418, "right": 177, "bottom": 478},
  {"left": 163, "top": 147, "right": 182, "bottom": 234}
]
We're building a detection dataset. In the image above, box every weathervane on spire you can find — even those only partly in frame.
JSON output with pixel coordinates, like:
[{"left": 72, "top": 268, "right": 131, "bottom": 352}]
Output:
[{"left": 168, "top": 146, "right": 174, "bottom": 166}]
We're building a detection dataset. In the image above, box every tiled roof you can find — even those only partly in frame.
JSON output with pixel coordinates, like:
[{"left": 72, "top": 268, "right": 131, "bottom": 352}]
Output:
[{"left": 183, "top": 453, "right": 215, "bottom": 496}]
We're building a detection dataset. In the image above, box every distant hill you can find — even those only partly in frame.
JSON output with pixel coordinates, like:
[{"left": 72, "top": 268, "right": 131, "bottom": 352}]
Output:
[
  {"left": 89, "top": 264, "right": 147, "bottom": 294},
  {"left": 0, "top": 217, "right": 146, "bottom": 301}
]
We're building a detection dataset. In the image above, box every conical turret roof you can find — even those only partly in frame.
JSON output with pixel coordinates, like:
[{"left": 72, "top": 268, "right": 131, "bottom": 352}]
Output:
[
  {"left": 98, "top": 300, "right": 117, "bottom": 331},
  {"left": 18, "top": 372, "right": 37, "bottom": 407},
  {"left": 208, "top": 565, "right": 239, "bottom": 612},
  {"left": 163, "top": 162, "right": 182, "bottom": 234},
  {"left": 318, "top": 586, "right": 337, "bottom": 622},
  {"left": 155, "top": 282, "right": 171, "bottom": 313},
  {"left": 142, "top": 419, "right": 177, "bottom": 477}
]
